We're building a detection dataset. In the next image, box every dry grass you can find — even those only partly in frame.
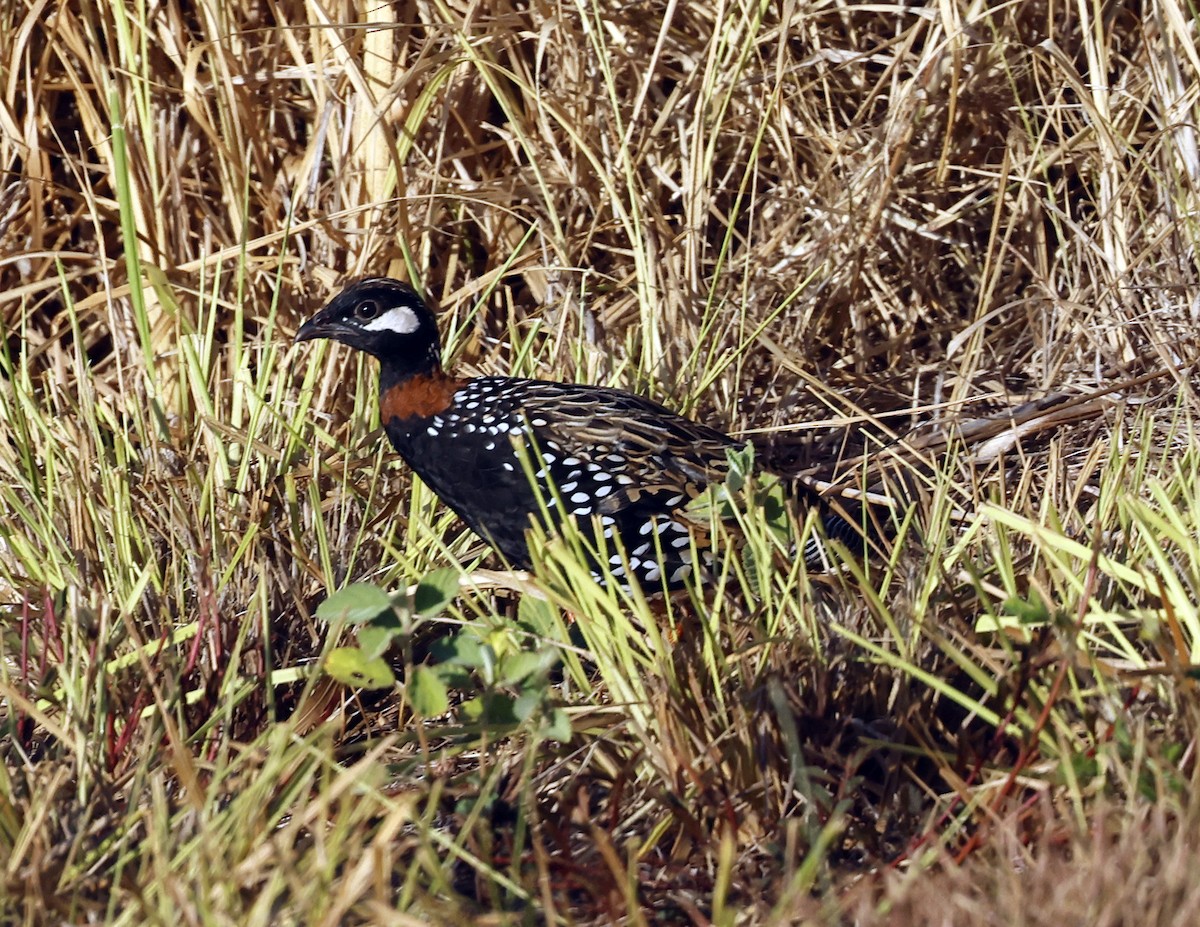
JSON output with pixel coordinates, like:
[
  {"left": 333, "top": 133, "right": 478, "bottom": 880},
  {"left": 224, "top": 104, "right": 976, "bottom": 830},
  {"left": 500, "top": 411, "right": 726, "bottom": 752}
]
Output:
[{"left": 2, "top": 0, "right": 1199, "bottom": 923}]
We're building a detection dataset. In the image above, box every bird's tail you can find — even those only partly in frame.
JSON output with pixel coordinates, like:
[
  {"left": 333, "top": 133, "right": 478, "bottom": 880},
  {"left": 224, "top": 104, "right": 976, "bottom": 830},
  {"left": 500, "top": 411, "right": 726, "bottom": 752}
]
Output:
[{"left": 785, "top": 477, "right": 895, "bottom": 568}]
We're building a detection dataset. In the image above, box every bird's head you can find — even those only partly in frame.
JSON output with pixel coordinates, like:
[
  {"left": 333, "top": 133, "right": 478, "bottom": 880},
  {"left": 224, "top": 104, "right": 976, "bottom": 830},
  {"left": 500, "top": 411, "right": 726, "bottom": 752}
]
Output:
[{"left": 295, "top": 277, "right": 442, "bottom": 373}]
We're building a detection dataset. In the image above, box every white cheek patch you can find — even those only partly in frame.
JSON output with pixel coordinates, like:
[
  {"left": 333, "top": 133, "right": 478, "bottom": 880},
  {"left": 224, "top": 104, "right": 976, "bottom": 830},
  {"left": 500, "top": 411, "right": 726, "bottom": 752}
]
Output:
[{"left": 362, "top": 305, "right": 419, "bottom": 334}]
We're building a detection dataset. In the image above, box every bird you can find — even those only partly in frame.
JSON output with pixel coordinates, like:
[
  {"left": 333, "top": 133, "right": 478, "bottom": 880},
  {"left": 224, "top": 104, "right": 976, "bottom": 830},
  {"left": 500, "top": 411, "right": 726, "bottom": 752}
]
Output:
[{"left": 295, "top": 276, "right": 869, "bottom": 589}]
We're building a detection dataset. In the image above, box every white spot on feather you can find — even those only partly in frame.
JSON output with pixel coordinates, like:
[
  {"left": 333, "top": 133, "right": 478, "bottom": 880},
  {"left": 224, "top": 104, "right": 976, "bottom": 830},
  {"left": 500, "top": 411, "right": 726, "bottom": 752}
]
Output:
[{"left": 669, "top": 565, "right": 691, "bottom": 584}]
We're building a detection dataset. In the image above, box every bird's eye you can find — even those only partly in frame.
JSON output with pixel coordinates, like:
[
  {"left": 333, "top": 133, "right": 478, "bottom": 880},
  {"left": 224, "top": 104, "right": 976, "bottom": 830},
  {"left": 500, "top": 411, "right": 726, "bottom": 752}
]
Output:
[{"left": 354, "top": 299, "right": 380, "bottom": 321}]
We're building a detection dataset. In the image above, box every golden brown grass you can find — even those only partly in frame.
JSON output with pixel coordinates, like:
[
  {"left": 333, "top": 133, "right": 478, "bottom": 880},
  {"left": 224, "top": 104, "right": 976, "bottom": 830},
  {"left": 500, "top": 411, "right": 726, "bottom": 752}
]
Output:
[{"left": 2, "top": 1, "right": 1199, "bottom": 923}]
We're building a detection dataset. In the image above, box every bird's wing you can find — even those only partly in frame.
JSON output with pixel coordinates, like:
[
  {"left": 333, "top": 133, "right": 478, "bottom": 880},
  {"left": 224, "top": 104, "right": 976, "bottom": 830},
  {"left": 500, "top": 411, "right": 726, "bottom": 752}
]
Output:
[{"left": 513, "top": 382, "right": 741, "bottom": 516}]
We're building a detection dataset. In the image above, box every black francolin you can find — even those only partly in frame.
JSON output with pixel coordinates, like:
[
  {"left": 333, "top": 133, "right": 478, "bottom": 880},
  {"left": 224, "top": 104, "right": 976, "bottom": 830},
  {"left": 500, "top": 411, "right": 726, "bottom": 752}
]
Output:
[{"left": 295, "top": 277, "right": 864, "bottom": 588}]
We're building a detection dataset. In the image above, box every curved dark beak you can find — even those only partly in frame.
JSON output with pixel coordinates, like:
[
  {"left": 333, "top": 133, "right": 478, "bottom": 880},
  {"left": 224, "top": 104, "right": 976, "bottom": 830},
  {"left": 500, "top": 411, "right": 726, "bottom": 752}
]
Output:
[
  {"left": 294, "top": 305, "right": 371, "bottom": 352},
  {"left": 294, "top": 315, "right": 326, "bottom": 343},
  {"left": 295, "top": 305, "right": 354, "bottom": 344}
]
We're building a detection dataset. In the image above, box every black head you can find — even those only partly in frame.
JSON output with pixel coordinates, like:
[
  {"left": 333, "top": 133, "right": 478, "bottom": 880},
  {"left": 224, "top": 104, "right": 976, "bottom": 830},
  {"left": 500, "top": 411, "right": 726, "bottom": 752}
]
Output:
[{"left": 295, "top": 277, "right": 442, "bottom": 374}]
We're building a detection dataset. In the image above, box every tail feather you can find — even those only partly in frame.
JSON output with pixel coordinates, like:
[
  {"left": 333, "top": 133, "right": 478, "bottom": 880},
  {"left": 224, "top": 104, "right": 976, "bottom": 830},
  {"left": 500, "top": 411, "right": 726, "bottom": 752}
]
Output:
[{"left": 786, "top": 478, "right": 893, "bottom": 567}]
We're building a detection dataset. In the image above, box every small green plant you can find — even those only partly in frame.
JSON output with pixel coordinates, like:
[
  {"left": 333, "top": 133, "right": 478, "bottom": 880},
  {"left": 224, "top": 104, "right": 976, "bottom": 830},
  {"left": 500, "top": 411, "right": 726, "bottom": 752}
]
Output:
[
  {"left": 315, "top": 571, "right": 570, "bottom": 741},
  {"left": 688, "top": 444, "right": 830, "bottom": 599}
]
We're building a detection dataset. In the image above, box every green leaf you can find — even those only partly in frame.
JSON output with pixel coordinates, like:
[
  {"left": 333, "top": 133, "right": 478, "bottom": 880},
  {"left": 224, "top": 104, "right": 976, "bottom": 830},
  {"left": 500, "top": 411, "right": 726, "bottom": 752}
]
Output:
[
  {"left": 316, "top": 583, "right": 393, "bottom": 625},
  {"left": 324, "top": 647, "right": 395, "bottom": 689},
  {"left": 414, "top": 567, "right": 460, "bottom": 615},
  {"left": 357, "top": 624, "right": 397, "bottom": 660},
  {"left": 429, "top": 632, "right": 485, "bottom": 668},
  {"left": 409, "top": 665, "right": 450, "bottom": 717},
  {"left": 459, "top": 693, "right": 518, "bottom": 726},
  {"left": 431, "top": 663, "right": 472, "bottom": 689},
  {"left": 741, "top": 545, "right": 766, "bottom": 598},
  {"left": 512, "top": 690, "right": 539, "bottom": 722},
  {"left": 687, "top": 482, "right": 735, "bottom": 520},
  {"left": 517, "top": 595, "right": 558, "bottom": 635},
  {"left": 544, "top": 708, "right": 572, "bottom": 743},
  {"left": 723, "top": 444, "right": 756, "bottom": 492},
  {"left": 500, "top": 650, "right": 551, "bottom": 686},
  {"left": 459, "top": 697, "right": 484, "bottom": 721},
  {"left": 478, "top": 643, "right": 498, "bottom": 686},
  {"left": 482, "top": 627, "right": 523, "bottom": 662},
  {"left": 760, "top": 480, "right": 790, "bottom": 539}
]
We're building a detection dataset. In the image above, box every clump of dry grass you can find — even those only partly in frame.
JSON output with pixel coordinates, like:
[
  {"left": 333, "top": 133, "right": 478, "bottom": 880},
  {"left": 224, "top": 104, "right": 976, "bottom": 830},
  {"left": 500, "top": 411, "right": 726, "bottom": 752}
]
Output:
[
  {"left": 2, "top": 0, "right": 1199, "bottom": 923},
  {"left": 815, "top": 794, "right": 1200, "bottom": 926}
]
